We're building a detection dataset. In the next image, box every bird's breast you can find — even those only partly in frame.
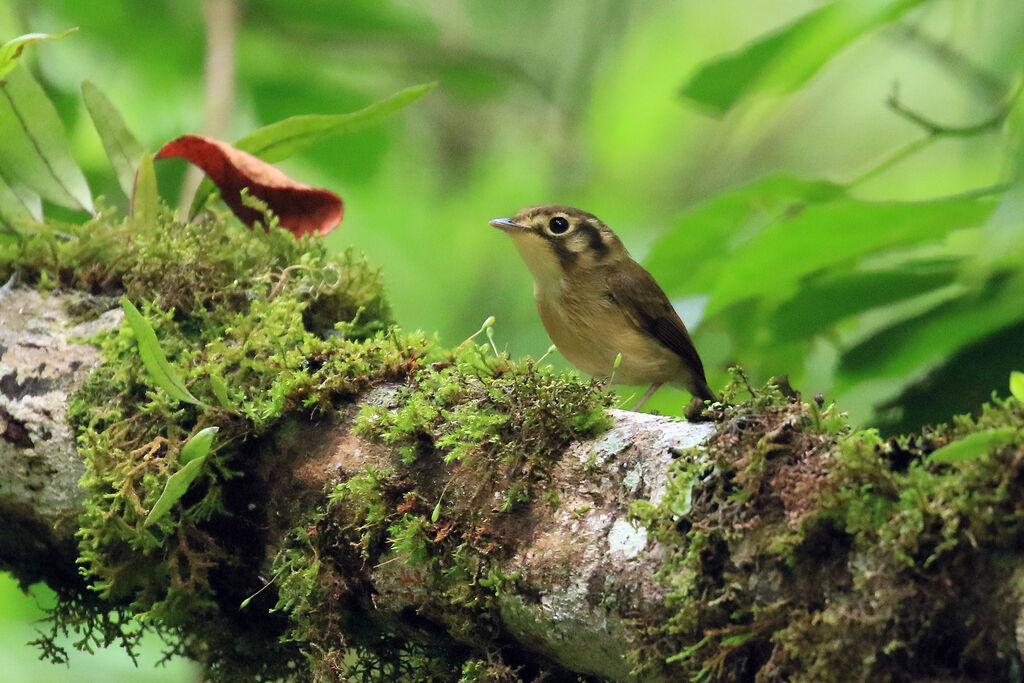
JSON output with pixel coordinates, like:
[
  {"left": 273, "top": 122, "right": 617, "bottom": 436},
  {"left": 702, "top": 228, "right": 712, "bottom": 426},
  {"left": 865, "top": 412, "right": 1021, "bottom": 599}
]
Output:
[{"left": 534, "top": 285, "right": 679, "bottom": 385}]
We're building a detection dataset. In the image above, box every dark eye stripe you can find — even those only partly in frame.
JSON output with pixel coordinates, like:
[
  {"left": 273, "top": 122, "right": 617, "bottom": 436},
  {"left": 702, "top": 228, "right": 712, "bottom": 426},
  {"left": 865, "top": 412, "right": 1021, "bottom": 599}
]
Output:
[
  {"left": 551, "top": 239, "right": 578, "bottom": 268},
  {"left": 579, "top": 221, "right": 609, "bottom": 260}
]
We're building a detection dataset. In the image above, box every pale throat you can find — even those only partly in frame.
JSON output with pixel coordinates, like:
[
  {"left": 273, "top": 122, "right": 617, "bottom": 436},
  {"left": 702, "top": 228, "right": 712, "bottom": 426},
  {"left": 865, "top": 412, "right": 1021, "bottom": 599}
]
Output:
[{"left": 510, "top": 234, "right": 565, "bottom": 298}]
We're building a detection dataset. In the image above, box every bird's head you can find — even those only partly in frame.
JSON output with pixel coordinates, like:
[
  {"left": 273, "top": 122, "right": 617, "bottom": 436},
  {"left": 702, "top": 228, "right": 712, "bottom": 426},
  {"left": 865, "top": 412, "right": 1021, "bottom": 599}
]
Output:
[{"left": 489, "top": 205, "right": 627, "bottom": 288}]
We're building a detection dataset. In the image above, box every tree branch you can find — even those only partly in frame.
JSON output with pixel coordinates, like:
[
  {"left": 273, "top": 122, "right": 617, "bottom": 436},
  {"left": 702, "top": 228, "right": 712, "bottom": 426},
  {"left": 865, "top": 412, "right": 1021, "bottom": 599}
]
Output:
[{"left": 3, "top": 285, "right": 1024, "bottom": 682}]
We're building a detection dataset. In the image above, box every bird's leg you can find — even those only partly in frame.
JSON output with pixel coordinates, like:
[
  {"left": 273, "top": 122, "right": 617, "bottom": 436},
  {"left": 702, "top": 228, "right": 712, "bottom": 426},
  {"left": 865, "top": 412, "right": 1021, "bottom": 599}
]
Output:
[{"left": 632, "top": 383, "right": 662, "bottom": 411}]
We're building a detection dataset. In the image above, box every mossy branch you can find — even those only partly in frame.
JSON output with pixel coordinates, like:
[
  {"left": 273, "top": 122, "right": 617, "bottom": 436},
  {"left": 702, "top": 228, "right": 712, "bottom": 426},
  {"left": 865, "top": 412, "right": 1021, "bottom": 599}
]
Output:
[{"left": 1, "top": 209, "right": 1024, "bottom": 682}]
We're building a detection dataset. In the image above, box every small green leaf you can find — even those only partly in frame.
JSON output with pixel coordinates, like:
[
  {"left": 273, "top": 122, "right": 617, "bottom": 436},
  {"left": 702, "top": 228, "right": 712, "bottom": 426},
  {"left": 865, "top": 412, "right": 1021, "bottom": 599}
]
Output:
[
  {"left": 189, "top": 82, "right": 436, "bottom": 216},
  {"left": 666, "top": 635, "right": 711, "bottom": 664},
  {"left": 235, "top": 81, "right": 436, "bottom": 163},
  {"left": 0, "top": 28, "right": 77, "bottom": 80},
  {"left": 120, "top": 296, "right": 203, "bottom": 406},
  {"left": 0, "top": 172, "right": 37, "bottom": 228},
  {"left": 179, "top": 426, "right": 218, "bottom": 465},
  {"left": 133, "top": 153, "right": 158, "bottom": 224},
  {"left": 1011, "top": 371, "right": 1024, "bottom": 402},
  {"left": 669, "top": 473, "right": 696, "bottom": 517},
  {"left": 720, "top": 632, "right": 755, "bottom": 647},
  {"left": 4, "top": 176, "right": 42, "bottom": 221},
  {"left": 210, "top": 374, "right": 231, "bottom": 408},
  {"left": 82, "top": 80, "right": 145, "bottom": 199},
  {"left": 0, "top": 65, "right": 94, "bottom": 213},
  {"left": 927, "top": 427, "right": 1018, "bottom": 465},
  {"left": 144, "top": 430, "right": 216, "bottom": 528}
]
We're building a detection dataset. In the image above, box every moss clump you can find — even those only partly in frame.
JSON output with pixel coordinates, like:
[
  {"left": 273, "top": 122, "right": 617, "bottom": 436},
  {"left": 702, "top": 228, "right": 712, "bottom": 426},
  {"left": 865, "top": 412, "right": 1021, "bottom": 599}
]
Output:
[
  {"left": 271, "top": 341, "right": 613, "bottom": 679},
  {"left": 630, "top": 369, "right": 1024, "bottom": 681}
]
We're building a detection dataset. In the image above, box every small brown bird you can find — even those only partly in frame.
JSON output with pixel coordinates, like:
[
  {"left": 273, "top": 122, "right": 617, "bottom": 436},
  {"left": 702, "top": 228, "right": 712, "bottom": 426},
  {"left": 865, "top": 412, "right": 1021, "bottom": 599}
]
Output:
[{"left": 490, "top": 205, "right": 715, "bottom": 410}]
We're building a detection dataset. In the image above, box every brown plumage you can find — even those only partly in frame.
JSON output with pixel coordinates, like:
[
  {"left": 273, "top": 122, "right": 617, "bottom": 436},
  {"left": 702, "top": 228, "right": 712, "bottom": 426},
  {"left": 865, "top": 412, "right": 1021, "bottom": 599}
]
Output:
[{"left": 490, "top": 205, "right": 715, "bottom": 409}]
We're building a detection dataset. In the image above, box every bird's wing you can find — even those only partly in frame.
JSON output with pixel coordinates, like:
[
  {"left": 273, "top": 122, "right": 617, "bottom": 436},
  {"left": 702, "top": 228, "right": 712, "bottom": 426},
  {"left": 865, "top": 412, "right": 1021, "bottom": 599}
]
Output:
[{"left": 604, "top": 260, "right": 707, "bottom": 380}]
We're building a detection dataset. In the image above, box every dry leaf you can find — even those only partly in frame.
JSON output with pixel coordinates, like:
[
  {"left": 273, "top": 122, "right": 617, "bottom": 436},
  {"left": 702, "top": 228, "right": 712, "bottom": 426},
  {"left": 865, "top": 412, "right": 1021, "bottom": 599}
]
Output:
[{"left": 156, "top": 134, "right": 342, "bottom": 237}]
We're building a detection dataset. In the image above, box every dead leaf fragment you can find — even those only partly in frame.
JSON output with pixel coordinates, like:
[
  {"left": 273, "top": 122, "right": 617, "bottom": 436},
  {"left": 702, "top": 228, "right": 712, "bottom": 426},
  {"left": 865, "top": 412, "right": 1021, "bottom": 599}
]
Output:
[{"left": 155, "top": 135, "right": 342, "bottom": 237}]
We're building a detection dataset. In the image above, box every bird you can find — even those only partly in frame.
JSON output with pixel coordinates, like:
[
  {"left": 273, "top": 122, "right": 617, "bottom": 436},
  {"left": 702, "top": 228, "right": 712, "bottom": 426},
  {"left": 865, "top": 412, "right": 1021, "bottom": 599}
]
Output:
[{"left": 489, "top": 205, "right": 715, "bottom": 411}]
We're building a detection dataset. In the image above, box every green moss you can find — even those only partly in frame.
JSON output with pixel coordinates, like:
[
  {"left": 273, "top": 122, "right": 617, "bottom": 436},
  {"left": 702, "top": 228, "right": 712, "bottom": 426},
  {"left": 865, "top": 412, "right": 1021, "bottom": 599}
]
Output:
[
  {"left": 630, "top": 370, "right": 1024, "bottom": 681},
  {"left": 275, "top": 342, "right": 612, "bottom": 679}
]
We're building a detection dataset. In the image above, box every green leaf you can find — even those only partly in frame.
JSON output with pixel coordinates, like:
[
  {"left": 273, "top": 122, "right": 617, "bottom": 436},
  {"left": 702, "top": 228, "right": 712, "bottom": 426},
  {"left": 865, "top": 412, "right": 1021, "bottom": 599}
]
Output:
[
  {"left": 0, "top": 172, "right": 37, "bottom": 229},
  {"left": 210, "top": 374, "right": 231, "bottom": 408},
  {"left": 189, "top": 81, "right": 436, "bottom": 216},
  {"left": 646, "top": 176, "right": 844, "bottom": 297},
  {"left": 704, "top": 194, "right": 994, "bottom": 316},
  {"left": 771, "top": 263, "right": 961, "bottom": 343},
  {"left": 179, "top": 426, "right": 218, "bottom": 465},
  {"left": 0, "top": 28, "right": 77, "bottom": 80},
  {"left": 838, "top": 273, "right": 1024, "bottom": 383},
  {"left": 237, "top": 81, "right": 436, "bottom": 163},
  {"left": 669, "top": 473, "right": 696, "bottom": 517},
  {"left": 133, "top": 153, "right": 158, "bottom": 225},
  {"left": 2, "top": 175, "right": 42, "bottom": 221},
  {"left": 1011, "top": 371, "right": 1024, "bottom": 402},
  {"left": 82, "top": 80, "right": 146, "bottom": 199},
  {"left": 144, "top": 428, "right": 217, "bottom": 528},
  {"left": 120, "top": 296, "right": 203, "bottom": 406},
  {"left": 720, "top": 632, "right": 756, "bottom": 647},
  {"left": 0, "top": 64, "right": 94, "bottom": 213},
  {"left": 680, "top": 0, "right": 928, "bottom": 113},
  {"left": 966, "top": 84, "right": 1024, "bottom": 276},
  {"left": 927, "top": 427, "right": 1018, "bottom": 465}
]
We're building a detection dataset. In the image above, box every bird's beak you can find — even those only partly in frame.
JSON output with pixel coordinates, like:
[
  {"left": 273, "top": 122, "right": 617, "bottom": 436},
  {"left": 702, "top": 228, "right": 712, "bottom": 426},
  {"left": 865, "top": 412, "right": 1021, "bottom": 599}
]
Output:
[{"left": 489, "top": 217, "right": 526, "bottom": 232}]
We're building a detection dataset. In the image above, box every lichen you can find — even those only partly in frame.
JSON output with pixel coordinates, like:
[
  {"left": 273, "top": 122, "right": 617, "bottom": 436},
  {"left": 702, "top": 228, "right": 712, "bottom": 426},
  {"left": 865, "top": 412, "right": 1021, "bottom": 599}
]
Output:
[{"left": 630, "top": 369, "right": 1024, "bottom": 681}]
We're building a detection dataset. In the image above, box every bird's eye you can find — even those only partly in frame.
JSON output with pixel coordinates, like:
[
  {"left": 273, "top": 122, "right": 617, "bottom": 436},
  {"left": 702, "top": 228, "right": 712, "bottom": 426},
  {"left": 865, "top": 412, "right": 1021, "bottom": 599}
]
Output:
[{"left": 548, "top": 216, "right": 570, "bottom": 234}]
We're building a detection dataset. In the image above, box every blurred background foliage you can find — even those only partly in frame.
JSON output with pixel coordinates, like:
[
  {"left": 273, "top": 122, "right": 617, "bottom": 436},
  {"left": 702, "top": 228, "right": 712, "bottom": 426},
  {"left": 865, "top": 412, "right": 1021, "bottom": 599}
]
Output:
[{"left": 1, "top": 0, "right": 1023, "bottom": 678}]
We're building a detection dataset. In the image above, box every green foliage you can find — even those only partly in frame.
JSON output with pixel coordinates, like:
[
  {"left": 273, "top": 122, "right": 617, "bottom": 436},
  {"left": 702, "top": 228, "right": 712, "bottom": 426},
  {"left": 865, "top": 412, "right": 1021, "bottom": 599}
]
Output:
[
  {"left": 81, "top": 80, "right": 146, "bottom": 199},
  {"left": 680, "top": 0, "right": 928, "bottom": 113},
  {"left": 0, "top": 28, "right": 76, "bottom": 79},
  {"left": 120, "top": 296, "right": 204, "bottom": 406},
  {"left": 0, "top": 64, "right": 93, "bottom": 214},
  {"left": 1012, "top": 370, "right": 1024, "bottom": 402},
  {"left": 144, "top": 427, "right": 217, "bottom": 527},
  {"left": 925, "top": 425, "right": 1018, "bottom": 464}
]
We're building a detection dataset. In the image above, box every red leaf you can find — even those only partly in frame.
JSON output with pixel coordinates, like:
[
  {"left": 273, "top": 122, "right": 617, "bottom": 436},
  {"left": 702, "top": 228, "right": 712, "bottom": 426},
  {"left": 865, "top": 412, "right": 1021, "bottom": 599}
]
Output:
[{"left": 155, "top": 135, "right": 342, "bottom": 237}]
